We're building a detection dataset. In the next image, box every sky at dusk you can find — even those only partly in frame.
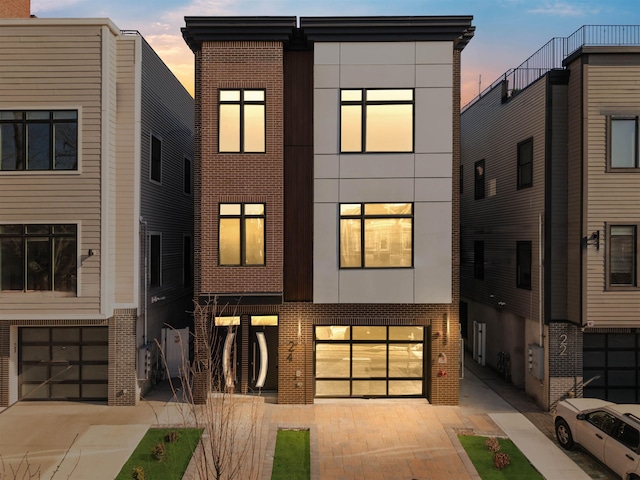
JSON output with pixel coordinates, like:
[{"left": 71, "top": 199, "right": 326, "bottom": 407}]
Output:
[{"left": 31, "top": 0, "right": 640, "bottom": 105}]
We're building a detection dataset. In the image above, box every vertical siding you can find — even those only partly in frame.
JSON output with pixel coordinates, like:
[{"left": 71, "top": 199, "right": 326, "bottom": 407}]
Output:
[
  {"left": 565, "top": 58, "right": 583, "bottom": 324},
  {"left": 283, "top": 50, "right": 313, "bottom": 301},
  {"left": 0, "top": 23, "right": 105, "bottom": 315},
  {"left": 584, "top": 58, "right": 640, "bottom": 326},
  {"left": 460, "top": 78, "right": 547, "bottom": 322}
]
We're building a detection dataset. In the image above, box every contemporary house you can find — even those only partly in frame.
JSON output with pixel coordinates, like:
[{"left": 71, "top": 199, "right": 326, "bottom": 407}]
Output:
[
  {"left": 182, "top": 16, "right": 475, "bottom": 404},
  {"left": 0, "top": 2, "right": 194, "bottom": 406},
  {"left": 461, "top": 26, "right": 640, "bottom": 409}
]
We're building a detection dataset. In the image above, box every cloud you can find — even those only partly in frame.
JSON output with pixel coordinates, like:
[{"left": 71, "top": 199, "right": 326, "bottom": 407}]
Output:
[{"left": 526, "top": 2, "right": 599, "bottom": 16}]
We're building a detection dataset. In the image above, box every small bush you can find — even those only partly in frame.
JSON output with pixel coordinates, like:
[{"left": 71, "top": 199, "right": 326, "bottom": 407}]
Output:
[
  {"left": 485, "top": 436, "right": 501, "bottom": 453},
  {"left": 132, "top": 465, "right": 146, "bottom": 480},
  {"left": 165, "top": 430, "right": 181, "bottom": 443},
  {"left": 494, "top": 452, "right": 511, "bottom": 469},
  {"left": 151, "top": 442, "right": 167, "bottom": 461}
]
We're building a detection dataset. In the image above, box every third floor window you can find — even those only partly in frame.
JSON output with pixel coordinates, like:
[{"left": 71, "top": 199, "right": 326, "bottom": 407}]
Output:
[
  {"left": 609, "top": 116, "right": 639, "bottom": 169},
  {"left": 219, "top": 89, "right": 265, "bottom": 153}
]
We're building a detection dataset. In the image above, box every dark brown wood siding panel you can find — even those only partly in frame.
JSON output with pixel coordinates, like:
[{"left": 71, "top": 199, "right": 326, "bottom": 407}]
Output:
[{"left": 283, "top": 50, "right": 313, "bottom": 301}]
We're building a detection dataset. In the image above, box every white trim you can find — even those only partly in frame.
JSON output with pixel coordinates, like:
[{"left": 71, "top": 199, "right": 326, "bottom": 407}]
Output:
[
  {"left": 133, "top": 36, "right": 142, "bottom": 308},
  {"left": 0, "top": 18, "right": 121, "bottom": 34}
]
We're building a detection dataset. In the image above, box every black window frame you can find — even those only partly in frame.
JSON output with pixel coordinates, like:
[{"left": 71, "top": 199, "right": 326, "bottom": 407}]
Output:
[
  {"left": 608, "top": 115, "right": 639, "bottom": 171},
  {"left": 606, "top": 224, "right": 638, "bottom": 290},
  {"left": 150, "top": 134, "right": 162, "bottom": 183},
  {"left": 0, "top": 224, "right": 77, "bottom": 293},
  {"left": 474, "top": 240, "right": 484, "bottom": 280},
  {"left": 516, "top": 241, "right": 532, "bottom": 289},
  {"left": 517, "top": 138, "right": 533, "bottom": 189},
  {"left": 218, "top": 203, "right": 266, "bottom": 267},
  {"left": 218, "top": 89, "right": 266, "bottom": 154},
  {"left": 0, "top": 110, "right": 78, "bottom": 171},
  {"left": 339, "top": 88, "right": 415, "bottom": 154},
  {"left": 149, "top": 233, "right": 162, "bottom": 287},
  {"left": 183, "top": 157, "right": 192, "bottom": 195},
  {"left": 339, "top": 202, "right": 414, "bottom": 269},
  {"left": 474, "top": 159, "right": 485, "bottom": 200}
]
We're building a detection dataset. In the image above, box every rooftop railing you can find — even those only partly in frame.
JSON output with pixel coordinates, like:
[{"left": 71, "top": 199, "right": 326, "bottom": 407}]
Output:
[{"left": 463, "top": 25, "right": 640, "bottom": 111}]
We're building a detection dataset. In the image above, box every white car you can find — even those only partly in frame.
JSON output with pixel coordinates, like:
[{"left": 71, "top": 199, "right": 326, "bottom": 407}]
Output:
[{"left": 554, "top": 398, "right": 640, "bottom": 480}]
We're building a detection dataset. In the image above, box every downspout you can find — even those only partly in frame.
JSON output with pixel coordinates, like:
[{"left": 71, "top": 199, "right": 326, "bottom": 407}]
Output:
[{"left": 539, "top": 212, "right": 544, "bottom": 346}]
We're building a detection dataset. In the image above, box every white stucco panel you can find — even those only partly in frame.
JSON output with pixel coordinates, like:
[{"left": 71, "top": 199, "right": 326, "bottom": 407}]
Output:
[
  {"left": 339, "top": 154, "right": 415, "bottom": 179},
  {"left": 339, "top": 269, "right": 415, "bottom": 303},
  {"left": 415, "top": 42, "right": 452, "bottom": 64},
  {"left": 315, "top": 178, "right": 339, "bottom": 203},
  {"left": 416, "top": 64, "right": 453, "bottom": 88},
  {"left": 340, "top": 42, "right": 416, "bottom": 65},
  {"left": 414, "top": 202, "right": 452, "bottom": 303},
  {"left": 314, "top": 42, "right": 340, "bottom": 65},
  {"left": 314, "top": 65, "right": 340, "bottom": 88},
  {"left": 415, "top": 88, "right": 452, "bottom": 154},
  {"left": 415, "top": 153, "right": 453, "bottom": 178},
  {"left": 339, "top": 178, "right": 415, "bottom": 203},
  {"left": 314, "top": 88, "right": 339, "bottom": 154},
  {"left": 315, "top": 154, "right": 340, "bottom": 179},
  {"left": 313, "top": 202, "right": 339, "bottom": 303},
  {"left": 340, "top": 65, "right": 415, "bottom": 88},
  {"left": 415, "top": 178, "right": 452, "bottom": 202}
]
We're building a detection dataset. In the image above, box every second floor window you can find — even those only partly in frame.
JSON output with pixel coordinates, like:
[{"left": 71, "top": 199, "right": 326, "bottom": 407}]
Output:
[
  {"left": 150, "top": 135, "right": 162, "bottom": 183},
  {"left": 219, "top": 203, "right": 265, "bottom": 266},
  {"left": 516, "top": 241, "right": 532, "bottom": 289},
  {"left": 608, "top": 225, "right": 637, "bottom": 288},
  {"left": 474, "top": 160, "right": 485, "bottom": 200},
  {"left": 219, "top": 89, "right": 265, "bottom": 153},
  {"left": 0, "top": 224, "right": 77, "bottom": 294},
  {"left": 340, "top": 89, "right": 414, "bottom": 153},
  {"left": 340, "top": 203, "right": 413, "bottom": 268},
  {"left": 0, "top": 110, "right": 77, "bottom": 171},
  {"left": 517, "top": 138, "right": 533, "bottom": 189},
  {"left": 149, "top": 234, "right": 162, "bottom": 287},
  {"left": 474, "top": 240, "right": 484, "bottom": 280},
  {"left": 609, "top": 116, "right": 639, "bottom": 169}
]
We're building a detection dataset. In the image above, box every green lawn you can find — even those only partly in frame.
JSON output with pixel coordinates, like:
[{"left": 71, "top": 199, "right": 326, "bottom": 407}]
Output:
[
  {"left": 271, "top": 429, "right": 310, "bottom": 480},
  {"left": 458, "top": 435, "right": 544, "bottom": 480},
  {"left": 115, "top": 428, "right": 203, "bottom": 480}
]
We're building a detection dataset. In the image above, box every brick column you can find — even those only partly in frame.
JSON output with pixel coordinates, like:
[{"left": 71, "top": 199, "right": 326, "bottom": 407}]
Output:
[{"left": 108, "top": 310, "right": 138, "bottom": 406}]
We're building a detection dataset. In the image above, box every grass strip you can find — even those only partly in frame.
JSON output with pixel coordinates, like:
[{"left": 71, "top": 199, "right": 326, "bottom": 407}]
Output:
[
  {"left": 271, "top": 428, "right": 310, "bottom": 480},
  {"left": 458, "top": 435, "right": 544, "bottom": 480},
  {"left": 115, "top": 427, "right": 203, "bottom": 480}
]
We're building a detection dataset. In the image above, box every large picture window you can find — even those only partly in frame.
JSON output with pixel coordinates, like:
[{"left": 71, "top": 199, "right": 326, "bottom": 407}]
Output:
[
  {"left": 340, "top": 89, "right": 413, "bottom": 153},
  {"left": 0, "top": 224, "right": 77, "bottom": 294},
  {"left": 609, "top": 116, "right": 639, "bottom": 169},
  {"left": 607, "top": 225, "right": 637, "bottom": 288},
  {"left": 517, "top": 138, "right": 533, "bottom": 189},
  {"left": 219, "top": 89, "right": 265, "bottom": 153},
  {"left": 219, "top": 203, "right": 265, "bottom": 266},
  {"left": 0, "top": 110, "right": 77, "bottom": 171},
  {"left": 340, "top": 203, "right": 413, "bottom": 268}
]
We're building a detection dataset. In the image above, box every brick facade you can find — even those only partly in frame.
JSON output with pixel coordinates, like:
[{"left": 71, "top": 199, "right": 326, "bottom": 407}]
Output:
[
  {"left": 549, "top": 322, "right": 583, "bottom": 408},
  {"left": 108, "top": 309, "right": 138, "bottom": 406},
  {"left": 0, "top": 0, "right": 30, "bottom": 18}
]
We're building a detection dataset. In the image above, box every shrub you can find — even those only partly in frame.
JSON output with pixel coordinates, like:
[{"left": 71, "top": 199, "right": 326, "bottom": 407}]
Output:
[
  {"left": 165, "top": 430, "right": 181, "bottom": 443},
  {"left": 132, "top": 466, "right": 146, "bottom": 480},
  {"left": 485, "top": 436, "right": 501, "bottom": 453},
  {"left": 494, "top": 452, "right": 511, "bottom": 469},
  {"left": 151, "top": 442, "right": 166, "bottom": 462}
]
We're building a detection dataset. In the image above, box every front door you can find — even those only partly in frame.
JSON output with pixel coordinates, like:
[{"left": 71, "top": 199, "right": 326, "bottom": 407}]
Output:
[{"left": 249, "top": 315, "right": 278, "bottom": 391}]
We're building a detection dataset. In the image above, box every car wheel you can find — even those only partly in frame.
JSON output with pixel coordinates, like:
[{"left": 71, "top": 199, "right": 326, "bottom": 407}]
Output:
[{"left": 555, "top": 418, "right": 574, "bottom": 450}]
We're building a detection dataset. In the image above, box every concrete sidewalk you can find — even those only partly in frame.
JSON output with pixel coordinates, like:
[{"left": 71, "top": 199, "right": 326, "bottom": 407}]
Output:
[{"left": 0, "top": 368, "right": 609, "bottom": 480}]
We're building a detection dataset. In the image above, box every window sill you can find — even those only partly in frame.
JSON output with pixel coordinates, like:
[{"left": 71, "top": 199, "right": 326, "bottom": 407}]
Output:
[{"left": 0, "top": 290, "right": 77, "bottom": 298}]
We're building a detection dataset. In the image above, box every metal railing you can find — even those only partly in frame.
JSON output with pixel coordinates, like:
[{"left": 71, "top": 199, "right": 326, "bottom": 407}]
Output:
[{"left": 463, "top": 25, "right": 640, "bottom": 111}]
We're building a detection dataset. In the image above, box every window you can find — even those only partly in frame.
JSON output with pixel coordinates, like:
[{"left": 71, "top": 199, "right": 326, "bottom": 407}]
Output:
[
  {"left": 339, "top": 203, "right": 413, "bottom": 268},
  {"left": 609, "top": 116, "right": 639, "bottom": 169},
  {"left": 340, "top": 89, "right": 413, "bottom": 153},
  {"left": 517, "top": 138, "right": 533, "bottom": 189},
  {"left": 474, "top": 160, "right": 485, "bottom": 200},
  {"left": 0, "top": 224, "right": 77, "bottom": 294},
  {"left": 150, "top": 135, "right": 162, "bottom": 183},
  {"left": 474, "top": 240, "right": 484, "bottom": 280},
  {"left": 517, "top": 241, "right": 532, "bottom": 289},
  {"left": 0, "top": 110, "right": 77, "bottom": 171},
  {"left": 219, "top": 89, "right": 265, "bottom": 153},
  {"left": 183, "top": 157, "right": 192, "bottom": 195},
  {"left": 608, "top": 225, "right": 637, "bottom": 288},
  {"left": 615, "top": 422, "right": 640, "bottom": 451},
  {"left": 586, "top": 410, "right": 618, "bottom": 435},
  {"left": 149, "top": 234, "right": 161, "bottom": 287},
  {"left": 183, "top": 235, "right": 193, "bottom": 287},
  {"left": 219, "top": 203, "right": 265, "bottom": 266}
]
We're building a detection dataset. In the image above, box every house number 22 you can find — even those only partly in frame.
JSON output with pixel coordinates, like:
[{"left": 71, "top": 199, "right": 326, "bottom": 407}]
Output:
[{"left": 559, "top": 334, "right": 568, "bottom": 356}]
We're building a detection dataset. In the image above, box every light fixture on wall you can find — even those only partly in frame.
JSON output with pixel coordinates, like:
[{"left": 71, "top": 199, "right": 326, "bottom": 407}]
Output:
[{"left": 585, "top": 231, "right": 600, "bottom": 250}]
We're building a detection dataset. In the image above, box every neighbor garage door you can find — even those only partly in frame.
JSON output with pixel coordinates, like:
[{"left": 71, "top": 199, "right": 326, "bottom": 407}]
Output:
[{"left": 19, "top": 326, "right": 108, "bottom": 401}]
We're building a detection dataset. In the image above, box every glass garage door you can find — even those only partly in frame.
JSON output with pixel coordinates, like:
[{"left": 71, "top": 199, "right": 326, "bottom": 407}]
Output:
[
  {"left": 19, "top": 327, "right": 108, "bottom": 401},
  {"left": 315, "top": 325, "right": 424, "bottom": 397}
]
